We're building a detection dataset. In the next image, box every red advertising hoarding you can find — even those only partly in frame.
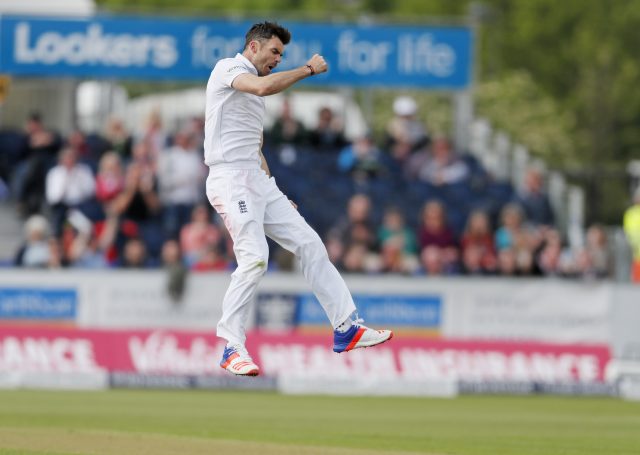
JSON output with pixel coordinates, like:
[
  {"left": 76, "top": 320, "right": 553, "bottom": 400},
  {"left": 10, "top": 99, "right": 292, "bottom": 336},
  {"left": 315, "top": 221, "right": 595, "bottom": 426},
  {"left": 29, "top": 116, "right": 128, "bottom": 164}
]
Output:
[{"left": 0, "top": 326, "right": 611, "bottom": 385}]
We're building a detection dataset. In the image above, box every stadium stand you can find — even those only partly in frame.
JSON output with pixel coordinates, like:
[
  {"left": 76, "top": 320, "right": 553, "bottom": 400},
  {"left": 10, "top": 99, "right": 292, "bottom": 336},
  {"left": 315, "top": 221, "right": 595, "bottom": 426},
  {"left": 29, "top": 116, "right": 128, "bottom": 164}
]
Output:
[{"left": 0, "top": 100, "right": 631, "bottom": 281}]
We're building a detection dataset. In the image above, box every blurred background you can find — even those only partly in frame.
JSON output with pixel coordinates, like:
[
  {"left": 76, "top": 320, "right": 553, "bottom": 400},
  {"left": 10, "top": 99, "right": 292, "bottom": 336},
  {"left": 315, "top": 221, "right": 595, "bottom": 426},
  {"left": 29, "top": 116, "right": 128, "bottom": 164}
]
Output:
[{"left": 1, "top": 0, "right": 640, "bottom": 401}]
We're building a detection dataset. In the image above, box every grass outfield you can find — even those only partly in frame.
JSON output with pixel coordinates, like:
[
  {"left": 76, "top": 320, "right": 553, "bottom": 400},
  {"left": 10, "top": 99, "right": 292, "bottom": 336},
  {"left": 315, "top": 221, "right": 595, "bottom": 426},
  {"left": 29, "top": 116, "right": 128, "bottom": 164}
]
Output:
[{"left": 0, "top": 390, "right": 639, "bottom": 455}]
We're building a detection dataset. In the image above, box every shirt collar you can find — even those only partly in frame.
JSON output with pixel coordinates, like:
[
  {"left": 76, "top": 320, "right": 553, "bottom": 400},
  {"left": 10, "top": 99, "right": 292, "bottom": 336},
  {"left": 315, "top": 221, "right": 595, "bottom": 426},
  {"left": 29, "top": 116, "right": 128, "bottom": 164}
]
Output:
[{"left": 236, "top": 53, "right": 258, "bottom": 75}]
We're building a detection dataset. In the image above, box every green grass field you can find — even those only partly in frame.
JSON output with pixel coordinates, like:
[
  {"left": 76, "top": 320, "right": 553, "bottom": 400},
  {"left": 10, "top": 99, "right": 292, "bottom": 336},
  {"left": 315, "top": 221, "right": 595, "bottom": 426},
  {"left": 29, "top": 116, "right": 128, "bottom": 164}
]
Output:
[{"left": 0, "top": 390, "right": 638, "bottom": 455}]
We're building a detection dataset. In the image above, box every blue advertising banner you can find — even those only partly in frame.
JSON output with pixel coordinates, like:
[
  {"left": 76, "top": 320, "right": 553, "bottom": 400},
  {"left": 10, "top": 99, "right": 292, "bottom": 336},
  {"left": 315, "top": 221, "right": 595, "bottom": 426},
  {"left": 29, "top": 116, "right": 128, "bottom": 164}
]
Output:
[
  {"left": 0, "top": 287, "right": 77, "bottom": 320},
  {"left": 0, "top": 15, "right": 472, "bottom": 88},
  {"left": 298, "top": 293, "right": 441, "bottom": 329}
]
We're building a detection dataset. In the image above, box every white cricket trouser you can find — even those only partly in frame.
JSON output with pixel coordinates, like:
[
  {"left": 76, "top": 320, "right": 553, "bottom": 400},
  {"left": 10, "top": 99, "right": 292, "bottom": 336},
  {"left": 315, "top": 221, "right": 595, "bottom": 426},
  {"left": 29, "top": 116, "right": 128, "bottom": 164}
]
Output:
[{"left": 206, "top": 164, "right": 357, "bottom": 346}]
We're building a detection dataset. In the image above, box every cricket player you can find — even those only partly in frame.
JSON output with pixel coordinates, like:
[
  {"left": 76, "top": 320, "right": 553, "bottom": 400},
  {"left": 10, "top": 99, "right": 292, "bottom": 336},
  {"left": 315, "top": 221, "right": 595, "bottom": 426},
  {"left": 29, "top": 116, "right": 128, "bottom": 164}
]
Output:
[{"left": 204, "top": 21, "right": 393, "bottom": 376}]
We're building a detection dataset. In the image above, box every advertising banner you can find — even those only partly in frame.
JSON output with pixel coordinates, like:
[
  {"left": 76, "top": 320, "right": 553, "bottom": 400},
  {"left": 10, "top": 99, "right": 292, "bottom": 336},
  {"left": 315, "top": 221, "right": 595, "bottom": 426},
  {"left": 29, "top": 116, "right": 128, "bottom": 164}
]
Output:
[
  {"left": 253, "top": 333, "right": 611, "bottom": 385},
  {"left": 0, "top": 287, "right": 77, "bottom": 323},
  {"left": 0, "top": 327, "right": 611, "bottom": 387},
  {"left": 297, "top": 293, "right": 441, "bottom": 332},
  {"left": 76, "top": 272, "right": 228, "bottom": 330},
  {"left": 89, "top": 276, "right": 609, "bottom": 343},
  {"left": 0, "top": 326, "right": 224, "bottom": 376},
  {"left": 440, "top": 279, "right": 612, "bottom": 344},
  {"left": 0, "top": 271, "right": 627, "bottom": 346},
  {"left": 0, "top": 15, "right": 472, "bottom": 88},
  {"left": 0, "top": 270, "right": 232, "bottom": 330},
  {"left": 256, "top": 292, "right": 442, "bottom": 333}
]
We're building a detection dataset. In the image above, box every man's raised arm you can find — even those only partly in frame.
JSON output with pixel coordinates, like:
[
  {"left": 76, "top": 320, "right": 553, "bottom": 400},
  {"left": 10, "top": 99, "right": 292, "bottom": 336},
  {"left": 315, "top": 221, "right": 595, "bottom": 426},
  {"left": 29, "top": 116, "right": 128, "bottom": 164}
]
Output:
[{"left": 232, "top": 54, "right": 327, "bottom": 97}]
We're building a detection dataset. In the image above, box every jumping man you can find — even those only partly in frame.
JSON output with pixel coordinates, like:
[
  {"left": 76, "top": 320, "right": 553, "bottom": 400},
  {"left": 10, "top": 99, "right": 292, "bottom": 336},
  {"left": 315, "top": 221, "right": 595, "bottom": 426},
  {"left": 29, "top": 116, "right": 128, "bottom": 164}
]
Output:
[{"left": 204, "top": 21, "right": 393, "bottom": 376}]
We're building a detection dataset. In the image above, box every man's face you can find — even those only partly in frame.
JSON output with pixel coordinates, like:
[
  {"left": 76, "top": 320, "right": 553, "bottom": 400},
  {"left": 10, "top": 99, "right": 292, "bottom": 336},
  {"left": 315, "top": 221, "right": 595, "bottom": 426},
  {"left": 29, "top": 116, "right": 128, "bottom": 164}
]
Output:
[{"left": 249, "top": 36, "right": 284, "bottom": 76}]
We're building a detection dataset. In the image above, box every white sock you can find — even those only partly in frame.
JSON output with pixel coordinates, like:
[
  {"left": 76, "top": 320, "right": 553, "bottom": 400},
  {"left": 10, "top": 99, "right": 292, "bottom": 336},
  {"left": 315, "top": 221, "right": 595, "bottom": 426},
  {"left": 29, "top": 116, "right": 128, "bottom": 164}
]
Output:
[{"left": 335, "top": 318, "right": 353, "bottom": 333}]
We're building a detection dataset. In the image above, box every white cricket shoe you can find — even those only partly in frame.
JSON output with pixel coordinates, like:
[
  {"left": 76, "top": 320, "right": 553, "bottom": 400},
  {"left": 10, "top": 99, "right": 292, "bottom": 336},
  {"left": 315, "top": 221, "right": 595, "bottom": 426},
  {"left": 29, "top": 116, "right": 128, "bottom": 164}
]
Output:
[
  {"left": 333, "top": 323, "right": 393, "bottom": 353},
  {"left": 219, "top": 344, "right": 260, "bottom": 376}
]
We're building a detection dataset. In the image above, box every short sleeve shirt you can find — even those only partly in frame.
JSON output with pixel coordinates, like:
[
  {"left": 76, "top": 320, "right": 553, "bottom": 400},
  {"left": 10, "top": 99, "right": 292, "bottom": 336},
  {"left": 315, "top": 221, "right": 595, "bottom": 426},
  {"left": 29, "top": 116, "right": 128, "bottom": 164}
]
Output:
[{"left": 203, "top": 53, "right": 265, "bottom": 166}]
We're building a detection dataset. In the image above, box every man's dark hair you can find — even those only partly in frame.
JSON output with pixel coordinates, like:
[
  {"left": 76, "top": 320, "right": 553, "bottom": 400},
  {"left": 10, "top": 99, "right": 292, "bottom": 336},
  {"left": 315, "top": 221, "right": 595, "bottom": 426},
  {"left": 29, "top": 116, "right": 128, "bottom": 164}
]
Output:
[{"left": 244, "top": 21, "right": 291, "bottom": 49}]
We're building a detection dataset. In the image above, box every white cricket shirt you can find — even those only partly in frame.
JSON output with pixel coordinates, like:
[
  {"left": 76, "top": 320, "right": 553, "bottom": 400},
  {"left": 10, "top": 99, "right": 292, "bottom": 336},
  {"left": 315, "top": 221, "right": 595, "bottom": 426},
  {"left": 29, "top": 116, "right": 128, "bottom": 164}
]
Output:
[{"left": 203, "top": 53, "right": 265, "bottom": 167}]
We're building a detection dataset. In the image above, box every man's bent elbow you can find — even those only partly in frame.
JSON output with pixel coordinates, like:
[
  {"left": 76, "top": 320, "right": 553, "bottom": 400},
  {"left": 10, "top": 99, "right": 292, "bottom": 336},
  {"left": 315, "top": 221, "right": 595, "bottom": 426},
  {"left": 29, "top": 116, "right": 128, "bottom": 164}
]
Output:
[
  {"left": 254, "top": 86, "right": 271, "bottom": 97},
  {"left": 255, "top": 84, "right": 277, "bottom": 97}
]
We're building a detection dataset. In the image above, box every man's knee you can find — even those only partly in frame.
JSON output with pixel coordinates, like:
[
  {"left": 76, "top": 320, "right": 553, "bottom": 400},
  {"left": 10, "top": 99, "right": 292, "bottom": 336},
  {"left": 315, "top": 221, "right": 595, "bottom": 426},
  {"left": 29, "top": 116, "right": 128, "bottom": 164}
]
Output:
[{"left": 234, "top": 256, "right": 269, "bottom": 281}]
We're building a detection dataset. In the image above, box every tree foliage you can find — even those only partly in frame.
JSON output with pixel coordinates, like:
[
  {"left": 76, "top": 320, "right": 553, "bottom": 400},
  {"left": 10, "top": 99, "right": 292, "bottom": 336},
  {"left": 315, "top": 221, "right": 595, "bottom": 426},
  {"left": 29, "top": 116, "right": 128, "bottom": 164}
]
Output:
[{"left": 475, "top": 71, "right": 576, "bottom": 167}]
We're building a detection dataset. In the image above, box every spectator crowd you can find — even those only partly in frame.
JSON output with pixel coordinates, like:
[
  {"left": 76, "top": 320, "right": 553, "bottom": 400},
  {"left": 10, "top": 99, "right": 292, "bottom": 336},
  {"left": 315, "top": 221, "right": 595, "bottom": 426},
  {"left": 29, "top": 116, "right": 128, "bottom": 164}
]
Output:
[{"left": 0, "top": 96, "right": 616, "bottom": 281}]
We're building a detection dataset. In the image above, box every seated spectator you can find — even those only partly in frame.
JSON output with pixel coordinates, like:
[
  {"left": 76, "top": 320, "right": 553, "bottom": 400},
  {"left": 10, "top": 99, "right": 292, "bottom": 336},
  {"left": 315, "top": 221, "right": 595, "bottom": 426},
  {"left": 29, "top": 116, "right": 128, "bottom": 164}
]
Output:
[
  {"left": 329, "top": 193, "right": 377, "bottom": 251},
  {"left": 14, "top": 214, "right": 52, "bottom": 268},
  {"left": 348, "top": 222, "right": 377, "bottom": 252},
  {"left": 13, "top": 112, "right": 62, "bottom": 217},
  {"left": 115, "top": 237, "right": 155, "bottom": 268},
  {"left": 180, "top": 204, "right": 224, "bottom": 266},
  {"left": 385, "top": 96, "right": 429, "bottom": 163},
  {"left": 378, "top": 206, "right": 417, "bottom": 255},
  {"left": 516, "top": 166, "right": 555, "bottom": 227},
  {"left": 192, "top": 244, "right": 229, "bottom": 272},
  {"left": 565, "top": 248, "right": 598, "bottom": 280},
  {"left": 113, "top": 157, "right": 160, "bottom": 223},
  {"left": 420, "top": 245, "right": 445, "bottom": 276},
  {"left": 584, "top": 224, "right": 610, "bottom": 278},
  {"left": 559, "top": 224, "right": 610, "bottom": 280},
  {"left": 110, "top": 160, "right": 163, "bottom": 260},
  {"left": 495, "top": 203, "right": 527, "bottom": 251},
  {"left": 462, "top": 244, "right": 490, "bottom": 275},
  {"left": 460, "top": 210, "right": 497, "bottom": 274},
  {"left": 308, "top": 107, "right": 348, "bottom": 151},
  {"left": 67, "top": 211, "right": 117, "bottom": 269},
  {"left": 417, "top": 200, "right": 459, "bottom": 273},
  {"left": 105, "top": 117, "right": 133, "bottom": 162},
  {"left": 267, "top": 98, "right": 308, "bottom": 147},
  {"left": 95, "top": 152, "right": 125, "bottom": 208},
  {"left": 337, "top": 133, "right": 383, "bottom": 182},
  {"left": 379, "top": 236, "right": 419, "bottom": 274},
  {"left": 495, "top": 203, "right": 541, "bottom": 275},
  {"left": 535, "top": 228, "right": 571, "bottom": 277},
  {"left": 45, "top": 148, "right": 97, "bottom": 237},
  {"left": 24, "top": 113, "right": 61, "bottom": 162},
  {"left": 407, "top": 137, "right": 469, "bottom": 186},
  {"left": 341, "top": 242, "right": 379, "bottom": 274},
  {"left": 495, "top": 246, "right": 534, "bottom": 277},
  {"left": 158, "top": 130, "right": 207, "bottom": 239}
]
